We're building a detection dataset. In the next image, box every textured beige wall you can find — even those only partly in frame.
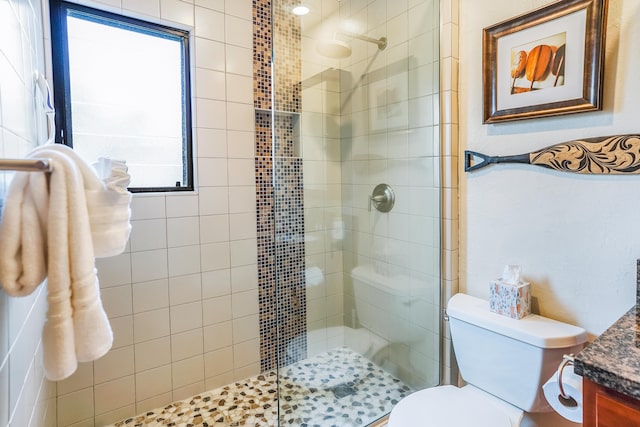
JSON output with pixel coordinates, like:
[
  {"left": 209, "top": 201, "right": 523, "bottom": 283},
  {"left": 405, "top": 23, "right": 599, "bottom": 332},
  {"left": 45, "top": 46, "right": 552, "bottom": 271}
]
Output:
[{"left": 459, "top": 1, "right": 640, "bottom": 425}]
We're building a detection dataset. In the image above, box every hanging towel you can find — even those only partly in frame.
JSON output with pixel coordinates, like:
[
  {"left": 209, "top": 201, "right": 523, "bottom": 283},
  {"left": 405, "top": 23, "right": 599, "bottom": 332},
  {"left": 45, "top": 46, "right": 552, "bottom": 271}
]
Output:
[
  {"left": 0, "top": 169, "right": 49, "bottom": 295},
  {"left": 41, "top": 149, "right": 86, "bottom": 379},
  {"left": 41, "top": 145, "right": 132, "bottom": 257},
  {"left": 0, "top": 145, "right": 131, "bottom": 380}
]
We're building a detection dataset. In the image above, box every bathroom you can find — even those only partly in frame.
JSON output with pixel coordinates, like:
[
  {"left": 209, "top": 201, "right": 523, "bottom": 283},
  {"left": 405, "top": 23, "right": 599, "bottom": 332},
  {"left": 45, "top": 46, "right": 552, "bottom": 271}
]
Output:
[{"left": 1, "top": 0, "right": 640, "bottom": 426}]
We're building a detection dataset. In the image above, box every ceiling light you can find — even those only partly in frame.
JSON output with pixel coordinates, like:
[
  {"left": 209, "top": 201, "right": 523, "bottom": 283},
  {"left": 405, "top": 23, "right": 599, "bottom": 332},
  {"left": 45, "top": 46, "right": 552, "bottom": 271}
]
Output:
[{"left": 292, "top": 5, "right": 310, "bottom": 16}]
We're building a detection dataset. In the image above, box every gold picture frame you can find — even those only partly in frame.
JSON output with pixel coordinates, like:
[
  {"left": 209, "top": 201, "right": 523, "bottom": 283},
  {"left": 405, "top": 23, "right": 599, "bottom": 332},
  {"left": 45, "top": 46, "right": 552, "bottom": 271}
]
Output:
[{"left": 482, "top": 0, "right": 608, "bottom": 124}]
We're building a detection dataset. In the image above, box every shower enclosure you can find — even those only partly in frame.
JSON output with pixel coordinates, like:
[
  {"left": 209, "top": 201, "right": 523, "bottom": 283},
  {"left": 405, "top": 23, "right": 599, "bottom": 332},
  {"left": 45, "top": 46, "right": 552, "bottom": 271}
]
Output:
[{"left": 265, "top": 0, "right": 443, "bottom": 424}]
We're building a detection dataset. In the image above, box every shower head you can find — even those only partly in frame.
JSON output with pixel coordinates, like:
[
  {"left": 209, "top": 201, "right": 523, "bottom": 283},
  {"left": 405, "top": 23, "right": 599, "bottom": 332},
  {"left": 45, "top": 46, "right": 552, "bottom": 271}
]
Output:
[
  {"left": 342, "top": 32, "right": 387, "bottom": 51},
  {"left": 316, "top": 31, "right": 387, "bottom": 59},
  {"left": 317, "top": 39, "right": 352, "bottom": 59}
]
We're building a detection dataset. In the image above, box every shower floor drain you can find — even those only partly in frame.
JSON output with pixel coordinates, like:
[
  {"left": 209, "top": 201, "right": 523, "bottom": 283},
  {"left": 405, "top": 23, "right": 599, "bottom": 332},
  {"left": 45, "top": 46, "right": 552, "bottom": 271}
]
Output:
[{"left": 329, "top": 383, "right": 357, "bottom": 399}]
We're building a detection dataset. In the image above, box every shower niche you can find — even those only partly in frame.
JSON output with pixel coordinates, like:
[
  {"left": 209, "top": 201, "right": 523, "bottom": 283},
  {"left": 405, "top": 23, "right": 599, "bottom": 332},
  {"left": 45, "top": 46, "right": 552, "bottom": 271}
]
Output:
[{"left": 255, "top": 109, "right": 301, "bottom": 158}]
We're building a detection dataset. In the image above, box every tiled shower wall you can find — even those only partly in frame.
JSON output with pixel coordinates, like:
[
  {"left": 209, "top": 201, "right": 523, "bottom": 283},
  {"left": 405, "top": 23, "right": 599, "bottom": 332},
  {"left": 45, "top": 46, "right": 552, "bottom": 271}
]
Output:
[
  {"left": 51, "top": 1, "right": 261, "bottom": 425},
  {"left": 296, "top": 0, "right": 458, "bottom": 389},
  {"left": 298, "top": 0, "right": 346, "bottom": 357},
  {"left": 0, "top": 0, "right": 57, "bottom": 425},
  {"left": 337, "top": 0, "right": 442, "bottom": 390}
]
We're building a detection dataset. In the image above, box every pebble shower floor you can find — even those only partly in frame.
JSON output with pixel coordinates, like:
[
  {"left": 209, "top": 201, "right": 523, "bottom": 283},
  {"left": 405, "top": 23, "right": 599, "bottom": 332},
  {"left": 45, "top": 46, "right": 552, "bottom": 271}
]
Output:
[{"left": 109, "top": 347, "right": 411, "bottom": 426}]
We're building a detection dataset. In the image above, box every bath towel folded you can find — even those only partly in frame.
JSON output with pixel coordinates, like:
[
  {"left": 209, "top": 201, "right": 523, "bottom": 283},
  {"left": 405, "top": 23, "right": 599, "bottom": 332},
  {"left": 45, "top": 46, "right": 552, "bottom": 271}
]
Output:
[
  {"left": 90, "top": 157, "right": 132, "bottom": 257},
  {"left": 48, "top": 145, "right": 132, "bottom": 257},
  {"left": 0, "top": 144, "right": 132, "bottom": 380}
]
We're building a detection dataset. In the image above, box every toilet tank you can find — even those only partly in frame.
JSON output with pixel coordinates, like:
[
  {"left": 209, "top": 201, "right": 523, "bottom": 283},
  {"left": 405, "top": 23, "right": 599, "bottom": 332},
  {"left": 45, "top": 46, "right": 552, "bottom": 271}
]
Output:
[
  {"left": 350, "top": 265, "right": 419, "bottom": 344},
  {"left": 447, "top": 294, "right": 587, "bottom": 412}
]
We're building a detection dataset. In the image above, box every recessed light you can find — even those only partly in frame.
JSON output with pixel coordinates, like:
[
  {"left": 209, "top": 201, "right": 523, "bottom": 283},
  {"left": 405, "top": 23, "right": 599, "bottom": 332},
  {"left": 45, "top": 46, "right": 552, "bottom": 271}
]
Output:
[{"left": 292, "top": 5, "right": 310, "bottom": 16}]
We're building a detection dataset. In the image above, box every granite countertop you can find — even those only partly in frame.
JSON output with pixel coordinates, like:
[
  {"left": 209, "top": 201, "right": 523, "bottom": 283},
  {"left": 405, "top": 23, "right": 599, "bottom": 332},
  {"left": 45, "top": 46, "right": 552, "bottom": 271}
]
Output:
[{"left": 574, "top": 304, "right": 640, "bottom": 400}]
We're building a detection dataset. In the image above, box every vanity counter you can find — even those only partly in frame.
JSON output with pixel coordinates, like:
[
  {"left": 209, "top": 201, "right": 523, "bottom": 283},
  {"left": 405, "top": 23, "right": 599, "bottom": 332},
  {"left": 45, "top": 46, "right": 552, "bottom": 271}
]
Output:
[{"left": 574, "top": 304, "right": 640, "bottom": 400}]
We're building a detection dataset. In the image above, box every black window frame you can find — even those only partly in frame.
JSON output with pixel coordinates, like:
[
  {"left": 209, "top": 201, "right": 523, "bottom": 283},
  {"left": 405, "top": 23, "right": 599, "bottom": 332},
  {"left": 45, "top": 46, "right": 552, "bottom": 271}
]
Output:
[{"left": 49, "top": 0, "right": 194, "bottom": 193}]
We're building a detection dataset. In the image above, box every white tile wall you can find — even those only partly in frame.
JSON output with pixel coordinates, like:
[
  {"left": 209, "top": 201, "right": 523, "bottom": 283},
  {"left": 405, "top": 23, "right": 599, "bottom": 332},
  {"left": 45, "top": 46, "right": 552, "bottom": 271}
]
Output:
[
  {"left": 135, "top": 364, "right": 172, "bottom": 401},
  {"left": 168, "top": 245, "right": 202, "bottom": 276},
  {"left": 225, "top": 45, "right": 253, "bottom": 77},
  {"left": 0, "top": 0, "right": 56, "bottom": 425},
  {"left": 227, "top": 131, "right": 254, "bottom": 159},
  {"left": 199, "top": 214, "right": 230, "bottom": 243},
  {"left": 50, "top": 1, "right": 259, "bottom": 423},
  {"left": 169, "top": 274, "right": 201, "bottom": 305},
  {"left": 194, "top": 7, "right": 225, "bottom": 42},
  {"left": 122, "top": 0, "right": 159, "bottom": 18},
  {"left": 160, "top": 0, "right": 193, "bottom": 26},
  {"left": 199, "top": 187, "right": 229, "bottom": 215},
  {"left": 298, "top": 5, "right": 351, "bottom": 354},
  {"left": 166, "top": 194, "right": 198, "bottom": 217},
  {"left": 57, "top": 388, "right": 94, "bottom": 426},
  {"left": 135, "top": 339, "right": 170, "bottom": 373},
  {"left": 132, "top": 279, "right": 169, "bottom": 313},
  {"left": 203, "top": 322, "right": 233, "bottom": 353},
  {"left": 196, "top": 128, "right": 227, "bottom": 158},
  {"left": 171, "top": 328, "right": 203, "bottom": 361},
  {"left": 94, "top": 376, "right": 136, "bottom": 415}
]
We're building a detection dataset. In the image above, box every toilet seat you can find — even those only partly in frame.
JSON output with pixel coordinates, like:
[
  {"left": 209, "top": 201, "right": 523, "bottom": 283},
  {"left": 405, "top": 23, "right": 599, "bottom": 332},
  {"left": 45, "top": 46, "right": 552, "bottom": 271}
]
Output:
[{"left": 388, "top": 385, "right": 522, "bottom": 427}]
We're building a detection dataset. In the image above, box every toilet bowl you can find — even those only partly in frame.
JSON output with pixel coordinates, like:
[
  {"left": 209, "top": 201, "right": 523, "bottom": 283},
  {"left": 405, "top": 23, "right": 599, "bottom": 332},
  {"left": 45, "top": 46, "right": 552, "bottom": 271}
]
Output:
[
  {"left": 390, "top": 384, "right": 523, "bottom": 427},
  {"left": 388, "top": 293, "right": 587, "bottom": 426}
]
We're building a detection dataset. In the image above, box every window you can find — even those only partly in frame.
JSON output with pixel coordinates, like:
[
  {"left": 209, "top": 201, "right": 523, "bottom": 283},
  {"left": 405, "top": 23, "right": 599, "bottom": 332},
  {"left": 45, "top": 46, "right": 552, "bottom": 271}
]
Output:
[{"left": 49, "top": 1, "right": 193, "bottom": 192}]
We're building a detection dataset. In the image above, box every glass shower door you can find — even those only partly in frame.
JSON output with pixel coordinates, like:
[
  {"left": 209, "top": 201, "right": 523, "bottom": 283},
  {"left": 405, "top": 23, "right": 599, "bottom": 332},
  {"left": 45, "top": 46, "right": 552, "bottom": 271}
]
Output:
[{"left": 272, "top": 0, "right": 441, "bottom": 425}]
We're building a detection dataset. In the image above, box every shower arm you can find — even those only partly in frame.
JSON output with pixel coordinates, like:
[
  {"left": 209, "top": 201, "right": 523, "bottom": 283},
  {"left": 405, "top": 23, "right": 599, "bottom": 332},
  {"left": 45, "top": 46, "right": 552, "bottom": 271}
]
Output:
[{"left": 338, "top": 31, "right": 387, "bottom": 50}]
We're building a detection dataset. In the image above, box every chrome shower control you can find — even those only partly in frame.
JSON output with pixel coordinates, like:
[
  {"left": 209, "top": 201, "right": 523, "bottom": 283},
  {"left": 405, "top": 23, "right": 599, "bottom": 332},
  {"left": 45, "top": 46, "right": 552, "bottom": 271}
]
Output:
[{"left": 369, "top": 183, "right": 395, "bottom": 213}]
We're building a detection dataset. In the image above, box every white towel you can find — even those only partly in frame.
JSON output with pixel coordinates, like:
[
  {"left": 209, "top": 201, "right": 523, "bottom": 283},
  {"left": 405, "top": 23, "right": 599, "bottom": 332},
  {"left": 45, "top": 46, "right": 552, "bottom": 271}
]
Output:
[
  {"left": 0, "top": 170, "right": 49, "bottom": 295},
  {"left": 40, "top": 149, "right": 85, "bottom": 379},
  {"left": 0, "top": 145, "right": 131, "bottom": 380},
  {"left": 43, "top": 145, "right": 132, "bottom": 257},
  {"left": 90, "top": 157, "right": 131, "bottom": 257}
]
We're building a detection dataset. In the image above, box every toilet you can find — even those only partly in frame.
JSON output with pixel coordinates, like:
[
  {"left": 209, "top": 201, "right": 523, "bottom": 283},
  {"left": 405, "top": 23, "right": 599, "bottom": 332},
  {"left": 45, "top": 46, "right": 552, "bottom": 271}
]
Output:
[
  {"left": 388, "top": 293, "right": 587, "bottom": 426},
  {"left": 351, "top": 264, "right": 421, "bottom": 344}
]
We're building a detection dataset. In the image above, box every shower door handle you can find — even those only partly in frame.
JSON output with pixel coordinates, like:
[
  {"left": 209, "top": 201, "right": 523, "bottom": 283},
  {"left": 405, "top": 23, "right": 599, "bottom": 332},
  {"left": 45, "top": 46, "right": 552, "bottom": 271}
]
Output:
[{"left": 368, "top": 183, "right": 395, "bottom": 213}]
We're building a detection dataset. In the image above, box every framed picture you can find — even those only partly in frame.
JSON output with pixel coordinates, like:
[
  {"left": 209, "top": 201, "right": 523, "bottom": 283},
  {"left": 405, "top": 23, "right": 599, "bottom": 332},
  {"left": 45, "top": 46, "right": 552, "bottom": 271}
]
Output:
[{"left": 482, "top": 0, "right": 608, "bottom": 123}]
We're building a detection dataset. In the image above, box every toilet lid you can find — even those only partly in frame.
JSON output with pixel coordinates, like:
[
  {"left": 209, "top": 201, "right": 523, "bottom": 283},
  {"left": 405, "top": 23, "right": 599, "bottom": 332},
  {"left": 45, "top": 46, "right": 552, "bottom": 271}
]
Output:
[{"left": 388, "top": 386, "right": 512, "bottom": 427}]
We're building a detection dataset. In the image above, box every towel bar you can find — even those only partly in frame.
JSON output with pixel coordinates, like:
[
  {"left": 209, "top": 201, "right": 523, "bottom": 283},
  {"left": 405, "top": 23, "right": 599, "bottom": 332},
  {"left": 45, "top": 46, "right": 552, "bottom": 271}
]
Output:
[{"left": 0, "top": 158, "right": 52, "bottom": 172}]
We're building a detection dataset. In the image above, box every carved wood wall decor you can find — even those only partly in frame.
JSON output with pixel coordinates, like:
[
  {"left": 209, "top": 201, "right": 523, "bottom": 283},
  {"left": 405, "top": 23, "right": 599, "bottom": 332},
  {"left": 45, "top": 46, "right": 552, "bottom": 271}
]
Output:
[{"left": 465, "top": 134, "right": 640, "bottom": 174}]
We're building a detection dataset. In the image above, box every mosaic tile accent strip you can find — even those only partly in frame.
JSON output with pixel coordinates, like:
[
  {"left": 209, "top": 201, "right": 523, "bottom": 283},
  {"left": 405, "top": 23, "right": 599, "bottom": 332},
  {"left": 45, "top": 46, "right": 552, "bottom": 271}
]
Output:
[
  {"left": 254, "top": 110, "right": 272, "bottom": 157},
  {"left": 272, "top": 0, "right": 301, "bottom": 113},
  {"left": 253, "top": 0, "right": 272, "bottom": 111},
  {"left": 273, "top": 157, "right": 306, "bottom": 368},
  {"left": 256, "top": 156, "right": 307, "bottom": 371},
  {"left": 255, "top": 153, "right": 277, "bottom": 371},
  {"left": 253, "top": 0, "right": 302, "bottom": 113},
  {"left": 253, "top": 0, "right": 306, "bottom": 373},
  {"left": 109, "top": 347, "right": 411, "bottom": 427}
]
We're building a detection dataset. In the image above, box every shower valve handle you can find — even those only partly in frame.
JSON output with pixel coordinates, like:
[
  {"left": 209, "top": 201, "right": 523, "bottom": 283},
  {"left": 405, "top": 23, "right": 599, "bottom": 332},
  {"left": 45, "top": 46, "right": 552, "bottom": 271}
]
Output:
[{"left": 369, "top": 183, "right": 395, "bottom": 213}]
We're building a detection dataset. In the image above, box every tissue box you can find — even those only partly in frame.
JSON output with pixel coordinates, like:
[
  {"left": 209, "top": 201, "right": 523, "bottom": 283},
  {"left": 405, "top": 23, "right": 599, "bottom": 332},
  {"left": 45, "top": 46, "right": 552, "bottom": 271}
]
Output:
[{"left": 489, "top": 280, "right": 531, "bottom": 319}]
